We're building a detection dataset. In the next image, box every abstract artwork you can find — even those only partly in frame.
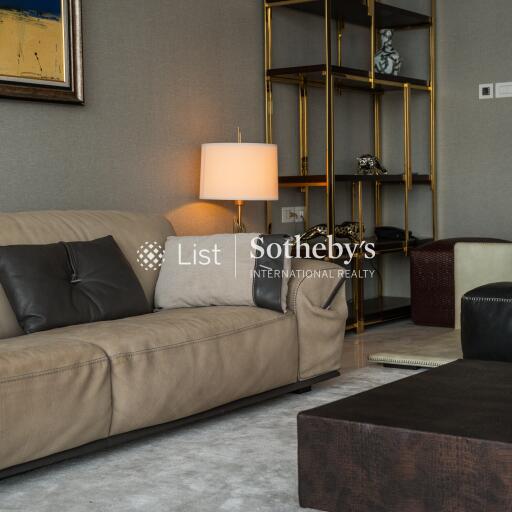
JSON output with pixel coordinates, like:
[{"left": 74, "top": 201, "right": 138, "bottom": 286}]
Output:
[{"left": 0, "top": 0, "right": 83, "bottom": 103}]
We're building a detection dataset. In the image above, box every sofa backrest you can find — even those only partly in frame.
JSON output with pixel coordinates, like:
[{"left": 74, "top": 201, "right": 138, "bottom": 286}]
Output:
[{"left": 0, "top": 210, "right": 174, "bottom": 340}]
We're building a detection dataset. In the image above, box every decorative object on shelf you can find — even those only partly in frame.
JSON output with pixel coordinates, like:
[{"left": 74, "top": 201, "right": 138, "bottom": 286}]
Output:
[
  {"left": 292, "top": 222, "right": 364, "bottom": 247},
  {"left": 292, "top": 224, "right": 327, "bottom": 246},
  {"left": 374, "top": 29, "right": 402, "bottom": 77},
  {"left": 0, "top": 0, "right": 83, "bottom": 104},
  {"left": 200, "top": 129, "right": 279, "bottom": 233},
  {"left": 336, "top": 222, "right": 364, "bottom": 243},
  {"left": 357, "top": 154, "right": 388, "bottom": 176}
]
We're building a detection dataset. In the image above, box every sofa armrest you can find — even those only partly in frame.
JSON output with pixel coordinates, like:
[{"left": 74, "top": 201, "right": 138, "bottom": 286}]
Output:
[
  {"left": 454, "top": 242, "right": 512, "bottom": 329},
  {"left": 287, "top": 259, "right": 348, "bottom": 380}
]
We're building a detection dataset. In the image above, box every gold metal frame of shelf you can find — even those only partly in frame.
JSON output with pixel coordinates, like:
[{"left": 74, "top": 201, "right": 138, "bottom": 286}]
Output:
[
  {"left": 336, "top": 19, "right": 344, "bottom": 67},
  {"left": 280, "top": 180, "right": 326, "bottom": 188},
  {"left": 403, "top": 83, "right": 411, "bottom": 255},
  {"left": 369, "top": 0, "right": 375, "bottom": 89},
  {"left": 373, "top": 86, "right": 383, "bottom": 298},
  {"left": 324, "top": 0, "right": 335, "bottom": 238},
  {"left": 264, "top": 0, "right": 437, "bottom": 332},
  {"left": 299, "top": 78, "right": 309, "bottom": 178},
  {"left": 279, "top": 173, "right": 432, "bottom": 188},
  {"left": 265, "top": 0, "right": 317, "bottom": 7},
  {"left": 265, "top": 0, "right": 432, "bottom": 30},
  {"left": 268, "top": 72, "right": 431, "bottom": 93},
  {"left": 264, "top": 4, "right": 273, "bottom": 233},
  {"left": 299, "top": 76, "right": 310, "bottom": 228}
]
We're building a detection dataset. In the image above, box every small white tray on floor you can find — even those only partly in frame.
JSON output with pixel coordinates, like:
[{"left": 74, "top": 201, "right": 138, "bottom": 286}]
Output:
[{"left": 368, "top": 352, "right": 457, "bottom": 369}]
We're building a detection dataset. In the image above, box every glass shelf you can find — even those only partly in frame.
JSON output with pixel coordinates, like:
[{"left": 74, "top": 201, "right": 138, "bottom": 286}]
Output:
[
  {"left": 268, "top": 65, "right": 429, "bottom": 92},
  {"left": 279, "top": 173, "right": 432, "bottom": 187},
  {"left": 266, "top": 0, "right": 431, "bottom": 30}
]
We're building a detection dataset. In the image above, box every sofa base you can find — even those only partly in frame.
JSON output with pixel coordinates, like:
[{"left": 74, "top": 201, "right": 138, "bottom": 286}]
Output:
[{"left": 0, "top": 371, "right": 339, "bottom": 481}]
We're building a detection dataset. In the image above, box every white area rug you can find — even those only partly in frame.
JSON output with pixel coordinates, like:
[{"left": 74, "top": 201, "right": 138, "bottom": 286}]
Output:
[{"left": 0, "top": 366, "right": 419, "bottom": 512}]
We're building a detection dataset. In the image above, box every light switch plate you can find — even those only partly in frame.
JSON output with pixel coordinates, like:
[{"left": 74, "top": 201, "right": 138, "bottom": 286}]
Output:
[
  {"left": 294, "top": 207, "right": 305, "bottom": 222},
  {"left": 495, "top": 82, "right": 512, "bottom": 98},
  {"left": 479, "top": 83, "right": 494, "bottom": 99},
  {"left": 281, "top": 206, "right": 305, "bottom": 223},
  {"left": 281, "top": 207, "right": 296, "bottom": 223}
]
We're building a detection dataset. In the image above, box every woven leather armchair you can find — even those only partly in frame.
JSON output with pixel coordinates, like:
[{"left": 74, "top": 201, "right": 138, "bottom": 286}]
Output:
[{"left": 411, "top": 238, "right": 507, "bottom": 328}]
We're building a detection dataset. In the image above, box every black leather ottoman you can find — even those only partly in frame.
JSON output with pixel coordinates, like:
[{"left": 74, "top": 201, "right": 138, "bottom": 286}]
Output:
[{"left": 461, "top": 282, "right": 512, "bottom": 362}]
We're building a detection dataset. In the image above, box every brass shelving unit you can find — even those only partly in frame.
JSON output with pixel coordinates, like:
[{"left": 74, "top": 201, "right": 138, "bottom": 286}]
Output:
[{"left": 264, "top": 0, "right": 437, "bottom": 332}]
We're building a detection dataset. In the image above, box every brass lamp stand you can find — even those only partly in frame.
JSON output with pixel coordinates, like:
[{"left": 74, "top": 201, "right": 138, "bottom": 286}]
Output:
[{"left": 234, "top": 200, "right": 246, "bottom": 233}]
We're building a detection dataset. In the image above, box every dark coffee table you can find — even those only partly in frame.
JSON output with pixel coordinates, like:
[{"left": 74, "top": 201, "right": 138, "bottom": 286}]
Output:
[{"left": 298, "top": 359, "right": 512, "bottom": 512}]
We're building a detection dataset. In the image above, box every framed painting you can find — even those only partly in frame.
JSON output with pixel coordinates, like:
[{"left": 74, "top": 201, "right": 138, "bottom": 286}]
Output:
[{"left": 0, "top": 0, "right": 83, "bottom": 103}]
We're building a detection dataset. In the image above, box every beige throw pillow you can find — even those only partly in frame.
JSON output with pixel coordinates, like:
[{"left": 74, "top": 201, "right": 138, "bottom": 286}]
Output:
[{"left": 155, "top": 234, "right": 290, "bottom": 312}]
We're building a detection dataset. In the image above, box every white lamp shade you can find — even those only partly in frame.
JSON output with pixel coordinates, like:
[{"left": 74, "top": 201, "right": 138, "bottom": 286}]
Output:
[{"left": 200, "top": 143, "right": 279, "bottom": 201}]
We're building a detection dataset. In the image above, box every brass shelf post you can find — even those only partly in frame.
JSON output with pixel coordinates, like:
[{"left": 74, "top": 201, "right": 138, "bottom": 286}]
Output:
[
  {"left": 324, "top": 0, "right": 335, "bottom": 238},
  {"left": 403, "top": 83, "right": 411, "bottom": 255},
  {"left": 264, "top": 4, "right": 273, "bottom": 234},
  {"left": 299, "top": 76, "right": 310, "bottom": 228},
  {"left": 374, "top": 93, "right": 382, "bottom": 227},
  {"left": 430, "top": 0, "right": 437, "bottom": 240}
]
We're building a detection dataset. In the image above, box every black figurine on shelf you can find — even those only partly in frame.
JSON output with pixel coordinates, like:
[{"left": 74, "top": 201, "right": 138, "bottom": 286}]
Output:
[
  {"left": 290, "top": 222, "right": 364, "bottom": 246},
  {"left": 357, "top": 154, "right": 388, "bottom": 176}
]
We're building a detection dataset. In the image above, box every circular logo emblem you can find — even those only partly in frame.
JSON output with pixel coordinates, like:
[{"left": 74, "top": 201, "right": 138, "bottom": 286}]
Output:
[{"left": 137, "top": 241, "right": 165, "bottom": 271}]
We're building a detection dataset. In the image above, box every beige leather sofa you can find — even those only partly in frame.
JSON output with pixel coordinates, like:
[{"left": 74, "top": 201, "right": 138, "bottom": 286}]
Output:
[{"left": 0, "top": 210, "right": 347, "bottom": 477}]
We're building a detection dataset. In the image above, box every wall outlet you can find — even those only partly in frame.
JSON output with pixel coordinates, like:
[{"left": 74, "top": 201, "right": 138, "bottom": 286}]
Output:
[
  {"left": 479, "top": 83, "right": 494, "bottom": 99},
  {"left": 281, "top": 206, "right": 305, "bottom": 223},
  {"left": 496, "top": 82, "right": 512, "bottom": 98}
]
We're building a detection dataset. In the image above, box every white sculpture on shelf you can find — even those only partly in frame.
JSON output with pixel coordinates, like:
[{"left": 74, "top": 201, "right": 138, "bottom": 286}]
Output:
[{"left": 375, "top": 29, "right": 402, "bottom": 76}]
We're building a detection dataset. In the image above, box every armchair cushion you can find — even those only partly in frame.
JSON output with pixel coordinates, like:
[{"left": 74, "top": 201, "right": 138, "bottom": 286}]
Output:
[{"left": 461, "top": 282, "right": 512, "bottom": 362}]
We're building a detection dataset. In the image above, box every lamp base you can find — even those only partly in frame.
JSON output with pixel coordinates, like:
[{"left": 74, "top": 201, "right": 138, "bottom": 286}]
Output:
[{"left": 233, "top": 200, "right": 247, "bottom": 233}]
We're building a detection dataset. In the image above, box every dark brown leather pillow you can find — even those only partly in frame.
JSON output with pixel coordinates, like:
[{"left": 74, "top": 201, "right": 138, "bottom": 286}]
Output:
[{"left": 0, "top": 236, "right": 150, "bottom": 334}]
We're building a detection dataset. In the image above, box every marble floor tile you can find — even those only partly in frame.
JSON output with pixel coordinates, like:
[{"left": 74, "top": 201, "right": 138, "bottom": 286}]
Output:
[{"left": 341, "top": 319, "right": 462, "bottom": 370}]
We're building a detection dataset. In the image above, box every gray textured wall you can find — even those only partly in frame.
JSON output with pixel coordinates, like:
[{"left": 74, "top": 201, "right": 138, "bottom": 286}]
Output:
[
  {"left": 437, "top": 0, "right": 512, "bottom": 239},
  {"left": 1, "top": 0, "right": 510, "bottom": 267},
  {"left": 0, "top": 0, "right": 266, "bottom": 235}
]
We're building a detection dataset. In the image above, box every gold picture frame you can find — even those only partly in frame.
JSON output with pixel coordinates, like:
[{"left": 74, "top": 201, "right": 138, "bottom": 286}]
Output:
[{"left": 0, "top": 0, "right": 83, "bottom": 104}]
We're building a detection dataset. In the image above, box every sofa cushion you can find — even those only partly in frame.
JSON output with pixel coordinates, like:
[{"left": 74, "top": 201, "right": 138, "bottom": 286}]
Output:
[
  {"left": 0, "top": 335, "right": 111, "bottom": 471},
  {"left": 155, "top": 234, "right": 291, "bottom": 313},
  {"left": 0, "top": 236, "right": 150, "bottom": 334},
  {"left": 29, "top": 306, "right": 299, "bottom": 436}
]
